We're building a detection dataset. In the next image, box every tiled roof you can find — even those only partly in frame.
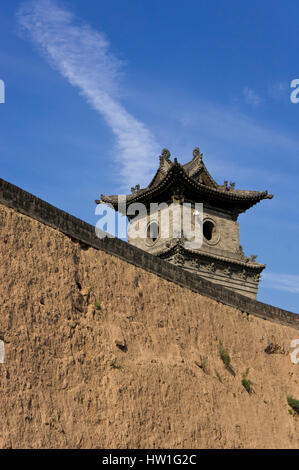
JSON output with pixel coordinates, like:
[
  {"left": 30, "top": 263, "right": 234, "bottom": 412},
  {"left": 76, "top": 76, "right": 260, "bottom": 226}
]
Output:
[{"left": 97, "top": 148, "right": 273, "bottom": 214}]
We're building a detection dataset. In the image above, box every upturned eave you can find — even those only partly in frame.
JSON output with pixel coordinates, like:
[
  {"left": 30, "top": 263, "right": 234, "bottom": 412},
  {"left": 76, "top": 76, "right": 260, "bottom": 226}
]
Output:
[{"left": 97, "top": 159, "right": 273, "bottom": 215}]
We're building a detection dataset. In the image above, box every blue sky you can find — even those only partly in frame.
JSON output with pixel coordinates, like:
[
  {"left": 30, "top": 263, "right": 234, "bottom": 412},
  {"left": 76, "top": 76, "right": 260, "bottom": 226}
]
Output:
[{"left": 1, "top": 0, "right": 299, "bottom": 312}]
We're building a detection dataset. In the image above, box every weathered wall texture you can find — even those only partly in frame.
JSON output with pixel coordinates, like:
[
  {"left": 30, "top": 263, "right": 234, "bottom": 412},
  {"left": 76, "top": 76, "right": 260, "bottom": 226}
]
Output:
[{"left": 0, "top": 202, "right": 298, "bottom": 449}]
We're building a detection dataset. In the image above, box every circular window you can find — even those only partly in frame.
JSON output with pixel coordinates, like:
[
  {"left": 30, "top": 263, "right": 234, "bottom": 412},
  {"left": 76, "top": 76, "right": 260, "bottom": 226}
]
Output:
[
  {"left": 146, "top": 221, "right": 159, "bottom": 244},
  {"left": 203, "top": 218, "right": 220, "bottom": 245}
]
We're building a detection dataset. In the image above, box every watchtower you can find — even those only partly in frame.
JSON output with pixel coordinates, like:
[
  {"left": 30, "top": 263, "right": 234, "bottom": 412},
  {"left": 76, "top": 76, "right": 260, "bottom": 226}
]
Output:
[{"left": 98, "top": 148, "right": 273, "bottom": 298}]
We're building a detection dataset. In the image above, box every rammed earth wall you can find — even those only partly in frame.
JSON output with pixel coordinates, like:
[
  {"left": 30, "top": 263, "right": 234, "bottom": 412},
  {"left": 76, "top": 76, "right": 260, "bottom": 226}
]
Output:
[{"left": 0, "top": 178, "right": 298, "bottom": 448}]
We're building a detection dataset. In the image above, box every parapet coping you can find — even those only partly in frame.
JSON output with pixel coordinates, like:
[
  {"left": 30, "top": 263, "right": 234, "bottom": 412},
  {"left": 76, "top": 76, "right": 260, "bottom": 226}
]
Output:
[{"left": 0, "top": 177, "right": 298, "bottom": 330}]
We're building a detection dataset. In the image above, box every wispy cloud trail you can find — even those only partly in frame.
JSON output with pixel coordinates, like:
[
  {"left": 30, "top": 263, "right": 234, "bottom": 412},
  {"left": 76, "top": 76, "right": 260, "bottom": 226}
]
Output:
[
  {"left": 262, "top": 273, "right": 299, "bottom": 294},
  {"left": 17, "top": 0, "right": 160, "bottom": 187}
]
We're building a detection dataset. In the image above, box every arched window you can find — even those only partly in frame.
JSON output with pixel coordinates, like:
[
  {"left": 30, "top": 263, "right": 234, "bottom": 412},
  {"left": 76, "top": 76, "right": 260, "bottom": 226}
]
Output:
[
  {"left": 203, "top": 220, "right": 215, "bottom": 241},
  {"left": 147, "top": 221, "right": 159, "bottom": 243}
]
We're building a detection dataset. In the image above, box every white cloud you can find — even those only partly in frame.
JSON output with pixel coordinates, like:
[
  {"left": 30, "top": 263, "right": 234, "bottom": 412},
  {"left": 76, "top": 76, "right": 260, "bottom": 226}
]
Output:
[
  {"left": 173, "top": 98, "right": 299, "bottom": 188},
  {"left": 262, "top": 272, "right": 299, "bottom": 294},
  {"left": 17, "top": 0, "right": 160, "bottom": 187},
  {"left": 176, "top": 100, "right": 299, "bottom": 152},
  {"left": 268, "top": 81, "right": 288, "bottom": 101},
  {"left": 243, "top": 86, "right": 261, "bottom": 107}
]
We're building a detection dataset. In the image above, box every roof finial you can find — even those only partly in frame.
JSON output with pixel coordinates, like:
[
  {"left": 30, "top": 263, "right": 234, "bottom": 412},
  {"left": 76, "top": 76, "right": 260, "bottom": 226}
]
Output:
[
  {"left": 131, "top": 184, "right": 140, "bottom": 194},
  {"left": 159, "top": 148, "right": 171, "bottom": 163},
  {"left": 193, "top": 147, "right": 203, "bottom": 162}
]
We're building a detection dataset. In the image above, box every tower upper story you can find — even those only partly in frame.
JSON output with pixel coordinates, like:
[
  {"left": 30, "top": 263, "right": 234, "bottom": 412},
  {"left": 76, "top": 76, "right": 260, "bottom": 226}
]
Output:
[{"left": 98, "top": 147, "right": 273, "bottom": 252}]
